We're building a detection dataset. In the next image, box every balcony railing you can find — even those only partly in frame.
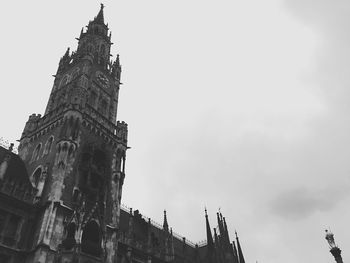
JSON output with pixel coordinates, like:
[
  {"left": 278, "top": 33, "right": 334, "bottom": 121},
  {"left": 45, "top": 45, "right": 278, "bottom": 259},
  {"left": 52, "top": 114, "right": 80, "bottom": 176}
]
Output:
[{"left": 120, "top": 203, "right": 207, "bottom": 248}]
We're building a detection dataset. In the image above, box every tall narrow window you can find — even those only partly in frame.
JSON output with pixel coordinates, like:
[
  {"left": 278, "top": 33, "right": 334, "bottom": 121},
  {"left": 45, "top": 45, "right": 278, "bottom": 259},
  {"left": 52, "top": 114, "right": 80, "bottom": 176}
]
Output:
[
  {"left": 31, "top": 144, "right": 41, "bottom": 162},
  {"left": 99, "top": 99, "right": 107, "bottom": 115},
  {"left": 32, "top": 167, "right": 42, "bottom": 188},
  {"left": 121, "top": 155, "right": 125, "bottom": 173},
  {"left": 72, "top": 188, "right": 80, "bottom": 203},
  {"left": 81, "top": 221, "right": 101, "bottom": 256},
  {"left": 100, "top": 44, "right": 105, "bottom": 56},
  {"left": 3, "top": 214, "right": 21, "bottom": 246},
  {"left": 67, "top": 223, "right": 76, "bottom": 239},
  {"left": 44, "top": 136, "right": 54, "bottom": 155},
  {"left": 5, "top": 215, "right": 20, "bottom": 237},
  {"left": 0, "top": 210, "right": 7, "bottom": 234},
  {"left": 62, "top": 222, "right": 76, "bottom": 250},
  {"left": 116, "top": 150, "right": 124, "bottom": 172}
]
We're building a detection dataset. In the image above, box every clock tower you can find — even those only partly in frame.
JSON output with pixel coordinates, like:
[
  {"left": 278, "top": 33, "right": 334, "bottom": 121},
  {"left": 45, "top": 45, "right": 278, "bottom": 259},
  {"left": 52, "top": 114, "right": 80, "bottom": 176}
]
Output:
[{"left": 17, "top": 4, "right": 127, "bottom": 263}]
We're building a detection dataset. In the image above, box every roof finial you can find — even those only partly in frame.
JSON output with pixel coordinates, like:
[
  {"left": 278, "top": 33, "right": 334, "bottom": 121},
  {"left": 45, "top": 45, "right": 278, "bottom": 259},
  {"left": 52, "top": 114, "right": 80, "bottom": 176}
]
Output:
[
  {"left": 163, "top": 209, "right": 169, "bottom": 231},
  {"left": 325, "top": 229, "right": 336, "bottom": 249},
  {"left": 325, "top": 229, "right": 343, "bottom": 263},
  {"left": 93, "top": 3, "right": 105, "bottom": 24},
  {"left": 236, "top": 231, "right": 246, "bottom": 263}
]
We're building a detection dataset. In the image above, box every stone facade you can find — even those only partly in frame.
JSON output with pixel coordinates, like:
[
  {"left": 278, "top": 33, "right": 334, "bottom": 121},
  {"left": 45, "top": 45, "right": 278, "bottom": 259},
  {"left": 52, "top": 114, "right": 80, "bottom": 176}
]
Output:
[{"left": 0, "top": 5, "right": 246, "bottom": 263}]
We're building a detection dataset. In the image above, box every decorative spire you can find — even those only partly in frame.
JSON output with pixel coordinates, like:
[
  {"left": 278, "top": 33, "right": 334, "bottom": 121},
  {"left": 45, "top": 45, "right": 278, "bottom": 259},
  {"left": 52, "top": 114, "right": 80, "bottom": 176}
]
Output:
[
  {"left": 116, "top": 54, "right": 120, "bottom": 66},
  {"left": 236, "top": 231, "right": 246, "bottom": 263},
  {"left": 146, "top": 218, "right": 152, "bottom": 253},
  {"left": 325, "top": 229, "right": 343, "bottom": 263},
  {"left": 213, "top": 227, "right": 219, "bottom": 247},
  {"left": 127, "top": 208, "right": 134, "bottom": 245},
  {"left": 232, "top": 241, "right": 239, "bottom": 263},
  {"left": 163, "top": 210, "right": 169, "bottom": 232},
  {"left": 205, "top": 209, "right": 215, "bottom": 263},
  {"left": 223, "top": 217, "right": 232, "bottom": 250},
  {"left": 217, "top": 212, "right": 225, "bottom": 238},
  {"left": 205, "top": 209, "right": 214, "bottom": 247},
  {"left": 94, "top": 3, "right": 105, "bottom": 24},
  {"left": 64, "top": 47, "right": 70, "bottom": 58}
]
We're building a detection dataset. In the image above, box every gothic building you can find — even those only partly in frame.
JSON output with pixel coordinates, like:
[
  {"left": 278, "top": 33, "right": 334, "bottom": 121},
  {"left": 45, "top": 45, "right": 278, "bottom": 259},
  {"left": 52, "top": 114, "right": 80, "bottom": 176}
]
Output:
[{"left": 0, "top": 5, "right": 247, "bottom": 263}]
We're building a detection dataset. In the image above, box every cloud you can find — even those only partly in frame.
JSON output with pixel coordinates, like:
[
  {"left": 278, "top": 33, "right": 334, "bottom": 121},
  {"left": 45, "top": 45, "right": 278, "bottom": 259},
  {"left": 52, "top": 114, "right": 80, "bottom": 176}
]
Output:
[{"left": 270, "top": 185, "right": 350, "bottom": 220}]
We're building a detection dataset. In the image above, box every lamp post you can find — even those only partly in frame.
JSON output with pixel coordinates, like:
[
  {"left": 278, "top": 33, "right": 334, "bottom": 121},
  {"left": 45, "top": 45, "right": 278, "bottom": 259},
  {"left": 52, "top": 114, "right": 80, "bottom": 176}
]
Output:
[{"left": 325, "top": 229, "right": 343, "bottom": 263}]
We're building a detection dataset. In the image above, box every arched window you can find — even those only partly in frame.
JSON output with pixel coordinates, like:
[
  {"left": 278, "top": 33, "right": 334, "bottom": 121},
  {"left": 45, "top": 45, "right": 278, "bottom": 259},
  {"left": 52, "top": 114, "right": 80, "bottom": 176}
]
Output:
[
  {"left": 68, "top": 144, "right": 75, "bottom": 158},
  {"left": 43, "top": 136, "right": 54, "bottom": 156},
  {"left": 32, "top": 167, "right": 42, "bottom": 188},
  {"left": 72, "top": 188, "right": 80, "bottom": 203},
  {"left": 31, "top": 144, "right": 41, "bottom": 162},
  {"left": 71, "top": 118, "right": 80, "bottom": 140},
  {"left": 66, "top": 223, "right": 76, "bottom": 239},
  {"left": 65, "top": 117, "right": 74, "bottom": 138},
  {"left": 81, "top": 221, "right": 101, "bottom": 256},
  {"left": 0, "top": 210, "right": 7, "bottom": 234},
  {"left": 62, "top": 142, "right": 68, "bottom": 152},
  {"left": 3, "top": 214, "right": 20, "bottom": 242},
  {"left": 120, "top": 155, "right": 125, "bottom": 173},
  {"left": 62, "top": 222, "right": 76, "bottom": 250},
  {"left": 116, "top": 150, "right": 125, "bottom": 172}
]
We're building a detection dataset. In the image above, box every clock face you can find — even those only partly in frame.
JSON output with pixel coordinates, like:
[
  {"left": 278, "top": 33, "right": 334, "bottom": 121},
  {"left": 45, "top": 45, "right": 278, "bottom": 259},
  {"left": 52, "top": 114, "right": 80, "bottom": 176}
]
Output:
[{"left": 96, "top": 71, "right": 109, "bottom": 88}]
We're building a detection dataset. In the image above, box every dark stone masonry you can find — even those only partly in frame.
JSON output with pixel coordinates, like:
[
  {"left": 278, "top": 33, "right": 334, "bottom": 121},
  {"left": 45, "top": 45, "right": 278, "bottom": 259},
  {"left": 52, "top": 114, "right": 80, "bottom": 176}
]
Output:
[{"left": 0, "top": 5, "right": 246, "bottom": 263}]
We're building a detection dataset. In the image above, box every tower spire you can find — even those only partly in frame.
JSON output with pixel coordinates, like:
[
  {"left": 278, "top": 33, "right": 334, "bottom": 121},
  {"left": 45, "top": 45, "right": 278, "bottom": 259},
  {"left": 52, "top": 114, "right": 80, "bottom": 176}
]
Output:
[
  {"left": 163, "top": 210, "right": 169, "bottom": 232},
  {"left": 94, "top": 3, "right": 105, "bottom": 24},
  {"left": 14, "top": 5, "right": 128, "bottom": 263},
  {"left": 217, "top": 212, "right": 225, "bottom": 238},
  {"left": 205, "top": 208, "right": 215, "bottom": 263}
]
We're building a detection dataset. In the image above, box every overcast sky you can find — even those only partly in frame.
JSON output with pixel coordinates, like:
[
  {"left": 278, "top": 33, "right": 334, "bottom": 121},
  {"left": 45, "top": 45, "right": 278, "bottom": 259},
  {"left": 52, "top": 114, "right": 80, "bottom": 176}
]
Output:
[{"left": 1, "top": 1, "right": 349, "bottom": 262}]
